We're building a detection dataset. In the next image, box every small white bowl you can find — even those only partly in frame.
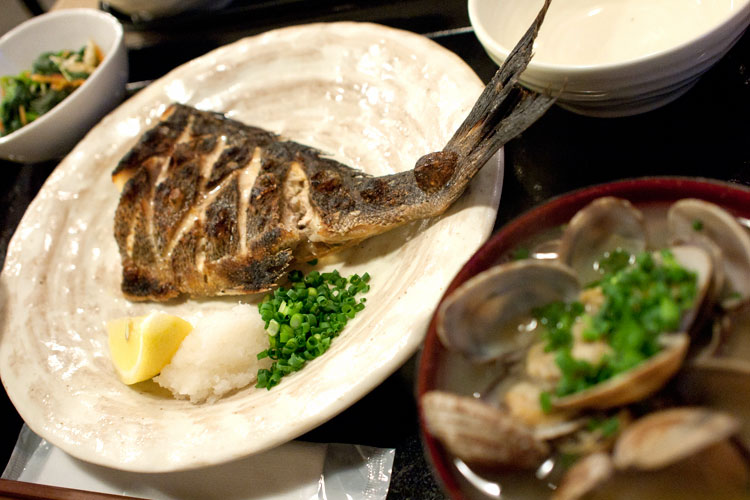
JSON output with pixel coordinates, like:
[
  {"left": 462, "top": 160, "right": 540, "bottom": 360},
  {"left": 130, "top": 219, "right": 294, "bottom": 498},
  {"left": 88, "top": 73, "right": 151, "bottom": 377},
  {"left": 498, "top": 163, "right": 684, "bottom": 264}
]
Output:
[
  {"left": 469, "top": 0, "right": 750, "bottom": 117},
  {"left": 0, "top": 9, "right": 127, "bottom": 163}
]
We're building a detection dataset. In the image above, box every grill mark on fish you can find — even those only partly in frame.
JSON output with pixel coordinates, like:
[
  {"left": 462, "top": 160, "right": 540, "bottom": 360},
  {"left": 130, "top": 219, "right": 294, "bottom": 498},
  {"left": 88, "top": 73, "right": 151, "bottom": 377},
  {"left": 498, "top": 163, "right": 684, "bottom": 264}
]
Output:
[
  {"left": 112, "top": 0, "right": 554, "bottom": 301},
  {"left": 117, "top": 105, "right": 274, "bottom": 254},
  {"left": 159, "top": 134, "right": 225, "bottom": 264},
  {"left": 201, "top": 139, "right": 222, "bottom": 179},
  {"left": 160, "top": 128, "right": 264, "bottom": 263},
  {"left": 152, "top": 143, "right": 201, "bottom": 254},
  {"left": 153, "top": 116, "right": 193, "bottom": 187},
  {"left": 238, "top": 147, "right": 263, "bottom": 255},
  {"left": 204, "top": 176, "right": 240, "bottom": 262}
]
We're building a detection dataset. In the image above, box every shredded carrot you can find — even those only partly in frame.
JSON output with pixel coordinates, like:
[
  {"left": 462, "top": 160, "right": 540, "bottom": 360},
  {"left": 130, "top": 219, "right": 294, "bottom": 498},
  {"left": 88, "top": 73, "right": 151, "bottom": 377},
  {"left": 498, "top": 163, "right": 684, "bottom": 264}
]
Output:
[
  {"left": 30, "top": 73, "right": 65, "bottom": 85},
  {"left": 19, "top": 105, "right": 27, "bottom": 126},
  {"left": 94, "top": 44, "right": 104, "bottom": 65},
  {"left": 30, "top": 73, "right": 85, "bottom": 90}
]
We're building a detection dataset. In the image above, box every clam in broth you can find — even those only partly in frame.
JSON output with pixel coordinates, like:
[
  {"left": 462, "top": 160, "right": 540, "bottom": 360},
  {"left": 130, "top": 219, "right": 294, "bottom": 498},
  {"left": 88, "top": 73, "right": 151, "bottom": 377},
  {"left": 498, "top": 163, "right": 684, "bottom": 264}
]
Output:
[{"left": 422, "top": 197, "right": 750, "bottom": 499}]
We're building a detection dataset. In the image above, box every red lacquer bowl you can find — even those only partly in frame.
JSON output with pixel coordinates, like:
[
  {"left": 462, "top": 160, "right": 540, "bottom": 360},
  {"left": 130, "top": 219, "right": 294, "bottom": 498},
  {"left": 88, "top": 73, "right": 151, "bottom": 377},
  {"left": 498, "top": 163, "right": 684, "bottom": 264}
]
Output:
[{"left": 417, "top": 177, "right": 750, "bottom": 499}]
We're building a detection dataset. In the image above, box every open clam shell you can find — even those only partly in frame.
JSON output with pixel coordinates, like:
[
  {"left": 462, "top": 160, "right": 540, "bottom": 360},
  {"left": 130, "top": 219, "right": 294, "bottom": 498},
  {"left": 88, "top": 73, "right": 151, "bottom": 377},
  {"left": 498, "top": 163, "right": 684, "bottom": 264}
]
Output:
[
  {"left": 665, "top": 244, "right": 715, "bottom": 334},
  {"left": 421, "top": 390, "right": 549, "bottom": 469},
  {"left": 551, "top": 244, "right": 711, "bottom": 411},
  {"left": 436, "top": 260, "right": 580, "bottom": 363},
  {"left": 557, "top": 197, "right": 646, "bottom": 285},
  {"left": 553, "top": 333, "right": 689, "bottom": 411},
  {"left": 700, "top": 301, "right": 750, "bottom": 361},
  {"left": 668, "top": 198, "right": 750, "bottom": 307},
  {"left": 552, "top": 452, "right": 614, "bottom": 500},
  {"left": 612, "top": 407, "right": 740, "bottom": 471},
  {"left": 679, "top": 358, "right": 750, "bottom": 447},
  {"left": 594, "top": 440, "right": 749, "bottom": 499}
]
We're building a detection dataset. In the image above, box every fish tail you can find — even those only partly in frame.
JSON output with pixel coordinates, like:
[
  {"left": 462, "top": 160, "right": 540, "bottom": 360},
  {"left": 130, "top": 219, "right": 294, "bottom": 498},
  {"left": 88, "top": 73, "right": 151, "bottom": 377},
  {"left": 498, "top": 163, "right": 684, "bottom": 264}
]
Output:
[
  {"left": 442, "top": 0, "right": 555, "bottom": 185},
  {"left": 333, "top": 0, "right": 556, "bottom": 240}
]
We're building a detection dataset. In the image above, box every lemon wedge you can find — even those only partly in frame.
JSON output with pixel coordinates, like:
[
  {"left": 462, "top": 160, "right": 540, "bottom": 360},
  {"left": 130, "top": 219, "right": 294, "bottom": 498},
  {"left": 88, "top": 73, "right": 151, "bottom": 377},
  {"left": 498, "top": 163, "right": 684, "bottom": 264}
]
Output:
[{"left": 107, "top": 312, "right": 193, "bottom": 385}]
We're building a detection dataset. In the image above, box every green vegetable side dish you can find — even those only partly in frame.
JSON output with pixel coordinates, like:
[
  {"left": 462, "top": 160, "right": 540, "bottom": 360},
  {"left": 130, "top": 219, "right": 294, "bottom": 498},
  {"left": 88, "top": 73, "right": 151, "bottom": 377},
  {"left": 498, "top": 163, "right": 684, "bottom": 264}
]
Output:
[
  {"left": 535, "top": 249, "right": 697, "bottom": 404},
  {"left": 0, "top": 40, "right": 103, "bottom": 136},
  {"left": 256, "top": 269, "right": 371, "bottom": 389}
]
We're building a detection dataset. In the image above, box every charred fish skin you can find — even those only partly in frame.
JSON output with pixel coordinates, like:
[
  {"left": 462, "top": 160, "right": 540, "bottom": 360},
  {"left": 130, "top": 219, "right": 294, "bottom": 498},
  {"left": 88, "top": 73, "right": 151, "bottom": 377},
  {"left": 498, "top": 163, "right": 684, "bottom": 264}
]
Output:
[
  {"left": 112, "top": 104, "right": 387, "bottom": 301},
  {"left": 112, "top": 1, "right": 554, "bottom": 302},
  {"left": 112, "top": 105, "right": 329, "bottom": 301}
]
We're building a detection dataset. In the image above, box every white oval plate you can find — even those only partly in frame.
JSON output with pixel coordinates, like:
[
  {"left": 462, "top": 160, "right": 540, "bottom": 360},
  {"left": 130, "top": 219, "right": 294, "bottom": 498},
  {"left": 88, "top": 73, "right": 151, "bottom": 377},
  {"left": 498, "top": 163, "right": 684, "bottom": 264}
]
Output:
[{"left": 0, "top": 22, "right": 503, "bottom": 472}]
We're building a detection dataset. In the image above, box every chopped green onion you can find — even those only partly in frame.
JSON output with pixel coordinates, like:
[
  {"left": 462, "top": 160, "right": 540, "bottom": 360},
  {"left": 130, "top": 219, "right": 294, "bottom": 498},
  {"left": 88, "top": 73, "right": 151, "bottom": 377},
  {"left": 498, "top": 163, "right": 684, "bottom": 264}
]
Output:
[
  {"left": 511, "top": 247, "right": 531, "bottom": 261},
  {"left": 255, "top": 268, "right": 371, "bottom": 389},
  {"left": 266, "top": 319, "right": 280, "bottom": 336},
  {"left": 290, "top": 313, "right": 304, "bottom": 328},
  {"left": 536, "top": 249, "right": 697, "bottom": 398},
  {"left": 540, "top": 391, "right": 552, "bottom": 414},
  {"left": 279, "top": 324, "right": 293, "bottom": 343},
  {"left": 600, "top": 416, "right": 620, "bottom": 437},
  {"left": 587, "top": 415, "right": 621, "bottom": 438}
]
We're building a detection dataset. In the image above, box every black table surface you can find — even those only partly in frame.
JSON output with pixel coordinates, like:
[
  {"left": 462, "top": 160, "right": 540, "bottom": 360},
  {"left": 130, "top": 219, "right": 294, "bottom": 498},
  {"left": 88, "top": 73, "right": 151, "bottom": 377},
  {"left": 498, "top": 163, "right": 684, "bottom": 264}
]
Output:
[{"left": 1, "top": 1, "right": 748, "bottom": 498}]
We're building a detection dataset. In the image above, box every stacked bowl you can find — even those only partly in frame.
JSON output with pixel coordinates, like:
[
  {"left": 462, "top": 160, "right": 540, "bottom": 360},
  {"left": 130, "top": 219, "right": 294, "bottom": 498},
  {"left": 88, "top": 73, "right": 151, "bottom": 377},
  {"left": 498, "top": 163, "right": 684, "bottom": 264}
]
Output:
[{"left": 469, "top": 0, "right": 750, "bottom": 117}]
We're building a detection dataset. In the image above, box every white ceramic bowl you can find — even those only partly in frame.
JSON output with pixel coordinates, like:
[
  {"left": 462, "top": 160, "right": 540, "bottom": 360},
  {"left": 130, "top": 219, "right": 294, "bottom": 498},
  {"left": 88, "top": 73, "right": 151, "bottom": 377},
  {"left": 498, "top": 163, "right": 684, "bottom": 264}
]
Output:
[
  {"left": 0, "top": 9, "right": 127, "bottom": 163},
  {"left": 469, "top": 0, "right": 750, "bottom": 117}
]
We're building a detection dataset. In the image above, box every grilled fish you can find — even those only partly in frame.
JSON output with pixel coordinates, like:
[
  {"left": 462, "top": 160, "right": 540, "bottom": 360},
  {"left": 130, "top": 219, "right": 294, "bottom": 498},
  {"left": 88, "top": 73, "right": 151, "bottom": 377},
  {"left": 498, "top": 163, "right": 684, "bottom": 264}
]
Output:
[{"left": 112, "top": 0, "right": 554, "bottom": 302}]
